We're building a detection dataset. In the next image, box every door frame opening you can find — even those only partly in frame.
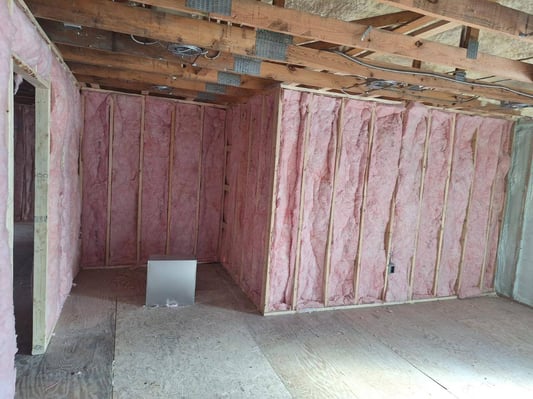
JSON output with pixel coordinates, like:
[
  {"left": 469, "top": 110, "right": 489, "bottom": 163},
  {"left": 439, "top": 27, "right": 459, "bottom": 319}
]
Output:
[{"left": 8, "top": 57, "right": 51, "bottom": 355}]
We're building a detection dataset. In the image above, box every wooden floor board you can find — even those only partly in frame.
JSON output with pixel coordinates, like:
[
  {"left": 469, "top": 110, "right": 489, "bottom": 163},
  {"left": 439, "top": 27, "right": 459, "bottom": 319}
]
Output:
[{"left": 15, "top": 263, "right": 533, "bottom": 398}]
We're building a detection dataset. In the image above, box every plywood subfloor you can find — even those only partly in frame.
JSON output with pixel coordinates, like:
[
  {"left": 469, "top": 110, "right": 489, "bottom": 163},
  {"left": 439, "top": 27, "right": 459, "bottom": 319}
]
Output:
[{"left": 16, "top": 264, "right": 533, "bottom": 398}]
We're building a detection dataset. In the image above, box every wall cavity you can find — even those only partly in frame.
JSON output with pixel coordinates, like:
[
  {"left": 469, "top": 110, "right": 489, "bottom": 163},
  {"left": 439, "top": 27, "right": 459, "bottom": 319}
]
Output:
[
  {"left": 266, "top": 89, "right": 513, "bottom": 313},
  {"left": 80, "top": 91, "right": 225, "bottom": 267}
]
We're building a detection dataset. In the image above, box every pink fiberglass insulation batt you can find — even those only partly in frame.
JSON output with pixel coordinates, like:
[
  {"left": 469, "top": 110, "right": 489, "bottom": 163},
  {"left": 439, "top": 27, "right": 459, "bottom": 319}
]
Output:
[
  {"left": 109, "top": 95, "right": 142, "bottom": 265},
  {"left": 412, "top": 110, "right": 454, "bottom": 299},
  {"left": 459, "top": 117, "right": 503, "bottom": 298},
  {"left": 484, "top": 121, "right": 512, "bottom": 291},
  {"left": 1, "top": 4, "right": 82, "bottom": 394},
  {"left": 268, "top": 91, "right": 312, "bottom": 311},
  {"left": 81, "top": 92, "right": 111, "bottom": 266},
  {"left": 357, "top": 104, "right": 403, "bottom": 304},
  {"left": 436, "top": 115, "right": 478, "bottom": 297},
  {"left": 140, "top": 97, "right": 172, "bottom": 262},
  {"left": 327, "top": 100, "right": 373, "bottom": 306},
  {"left": 168, "top": 103, "right": 202, "bottom": 257},
  {"left": 385, "top": 103, "right": 428, "bottom": 302},
  {"left": 13, "top": 104, "right": 35, "bottom": 222},
  {"left": 296, "top": 95, "right": 341, "bottom": 309},
  {"left": 197, "top": 106, "right": 225, "bottom": 261}
]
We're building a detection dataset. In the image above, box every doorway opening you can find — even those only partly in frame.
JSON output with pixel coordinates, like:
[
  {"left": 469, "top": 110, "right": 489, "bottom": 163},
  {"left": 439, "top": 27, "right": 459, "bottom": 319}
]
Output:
[{"left": 13, "top": 77, "right": 36, "bottom": 355}]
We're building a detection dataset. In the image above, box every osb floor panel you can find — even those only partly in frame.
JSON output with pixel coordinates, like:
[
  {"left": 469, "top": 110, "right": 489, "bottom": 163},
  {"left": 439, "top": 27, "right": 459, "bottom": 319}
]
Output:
[{"left": 15, "top": 264, "right": 533, "bottom": 398}]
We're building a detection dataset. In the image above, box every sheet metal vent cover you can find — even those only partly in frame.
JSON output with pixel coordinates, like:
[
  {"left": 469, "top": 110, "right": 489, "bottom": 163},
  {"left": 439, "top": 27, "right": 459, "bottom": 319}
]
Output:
[
  {"left": 205, "top": 83, "right": 227, "bottom": 94},
  {"left": 255, "top": 29, "right": 293, "bottom": 61},
  {"left": 218, "top": 71, "right": 241, "bottom": 87},
  {"left": 186, "top": 0, "right": 232, "bottom": 15},
  {"left": 234, "top": 56, "right": 262, "bottom": 76}
]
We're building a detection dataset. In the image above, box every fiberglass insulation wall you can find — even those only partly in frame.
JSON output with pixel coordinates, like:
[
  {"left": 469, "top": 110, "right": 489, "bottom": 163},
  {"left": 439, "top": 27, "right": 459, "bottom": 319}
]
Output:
[
  {"left": 266, "top": 89, "right": 512, "bottom": 312},
  {"left": 80, "top": 91, "right": 225, "bottom": 267},
  {"left": 0, "top": 3, "right": 82, "bottom": 396},
  {"left": 219, "top": 91, "right": 277, "bottom": 308}
]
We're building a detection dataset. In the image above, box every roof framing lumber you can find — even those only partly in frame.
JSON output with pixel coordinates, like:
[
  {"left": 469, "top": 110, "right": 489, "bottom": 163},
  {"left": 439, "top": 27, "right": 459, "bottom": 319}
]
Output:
[
  {"left": 377, "top": 0, "right": 533, "bottom": 42},
  {"left": 138, "top": 0, "right": 533, "bottom": 83},
  {"left": 68, "top": 62, "right": 252, "bottom": 98},
  {"left": 37, "top": 20, "right": 533, "bottom": 105},
  {"left": 28, "top": 0, "right": 533, "bottom": 84}
]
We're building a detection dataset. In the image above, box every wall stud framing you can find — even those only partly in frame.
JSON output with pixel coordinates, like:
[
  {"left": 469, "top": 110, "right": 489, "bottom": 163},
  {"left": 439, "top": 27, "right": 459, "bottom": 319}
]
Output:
[
  {"left": 291, "top": 96, "right": 312, "bottom": 310},
  {"left": 194, "top": 107, "right": 205, "bottom": 257},
  {"left": 261, "top": 88, "right": 283, "bottom": 313},
  {"left": 432, "top": 113, "right": 457, "bottom": 295},
  {"left": 354, "top": 103, "right": 377, "bottom": 304},
  {"left": 105, "top": 97, "right": 114, "bottom": 266},
  {"left": 456, "top": 128, "right": 480, "bottom": 294},
  {"left": 136, "top": 97, "right": 146, "bottom": 265},
  {"left": 408, "top": 112, "right": 432, "bottom": 300},
  {"left": 323, "top": 99, "right": 344, "bottom": 307},
  {"left": 165, "top": 107, "right": 177, "bottom": 254}
]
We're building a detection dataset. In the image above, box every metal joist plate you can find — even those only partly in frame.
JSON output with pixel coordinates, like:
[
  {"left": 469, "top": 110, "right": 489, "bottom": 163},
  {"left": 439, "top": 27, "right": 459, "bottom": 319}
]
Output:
[
  {"left": 218, "top": 71, "right": 241, "bottom": 87},
  {"left": 205, "top": 83, "right": 227, "bottom": 94},
  {"left": 467, "top": 39, "right": 479, "bottom": 60},
  {"left": 234, "top": 56, "right": 262, "bottom": 76},
  {"left": 185, "top": 0, "right": 232, "bottom": 15},
  {"left": 255, "top": 29, "right": 293, "bottom": 61}
]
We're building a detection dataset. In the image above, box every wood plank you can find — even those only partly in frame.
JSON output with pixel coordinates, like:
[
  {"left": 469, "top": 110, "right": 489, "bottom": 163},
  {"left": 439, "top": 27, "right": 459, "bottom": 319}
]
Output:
[
  {"left": 105, "top": 98, "right": 114, "bottom": 267},
  {"left": 137, "top": 0, "right": 533, "bottom": 82},
  {"left": 29, "top": 0, "right": 533, "bottom": 91},
  {"left": 40, "top": 20, "right": 533, "bottom": 105},
  {"left": 136, "top": 97, "right": 145, "bottom": 265},
  {"left": 378, "top": 0, "right": 533, "bottom": 42},
  {"left": 165, "top": 107, "right": 176, "bottom": 254}
]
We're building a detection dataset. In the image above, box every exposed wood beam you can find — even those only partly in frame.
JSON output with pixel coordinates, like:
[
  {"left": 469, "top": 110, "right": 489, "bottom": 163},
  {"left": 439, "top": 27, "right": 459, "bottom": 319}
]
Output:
[
  {"left": 28, "top": 0, "right": 533, "bottom": 83},
  {"left": 57, "top": 44, "right": 272, "bottom": 90},
  {"left": 377, "top": 0, "right": 533, "bottom": 42},
  {"left": 76, "top": 75, "right": 236, "bottom": 103},
  {"left": 138, "top": 0, "right": 533, "bottom": 82},
  {"left": 68, "top": 63, "right": 253, "bottom": 98}
]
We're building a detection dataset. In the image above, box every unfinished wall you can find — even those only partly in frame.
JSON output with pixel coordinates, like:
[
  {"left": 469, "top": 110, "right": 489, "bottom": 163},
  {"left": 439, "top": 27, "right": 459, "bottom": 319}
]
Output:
[
  {"left": 497, "top": 120, "right": 533, "bottom": 307},
  {"left": 266, "top": 89, "right": 512, "bottom": 312},
  {"left": 0, "top": 2, "right": 82, "bottom": 397},
  {"left": 14, "top": 103, "right": 35, "bottom": 222},
  {"left": 219, "top": 90, "right": 278, "bottom": 308},
  {"left": 80, "top": 90, "right": 225, "bottom": 267}
]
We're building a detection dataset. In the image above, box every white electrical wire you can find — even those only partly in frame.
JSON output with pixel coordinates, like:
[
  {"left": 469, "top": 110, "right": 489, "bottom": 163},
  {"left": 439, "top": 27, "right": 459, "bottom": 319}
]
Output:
[{"left": 333, "top": 51, "right": 533, "bottom": 102}]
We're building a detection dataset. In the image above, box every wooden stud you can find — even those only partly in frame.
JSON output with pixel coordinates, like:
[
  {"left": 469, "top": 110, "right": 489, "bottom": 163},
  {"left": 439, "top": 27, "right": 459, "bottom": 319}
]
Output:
[
  {"left": 165, "top": 107, "right": 176, "bottom": 254},
  {"left": 408, "top": 112, "right": 432, "bottom": 300},
  {"left": 194, "top": 107, "right": 205, "bottom": 257},
  {"left": 136, "top": 97, "right": 145, "bottom": 265},
  {"left": 32, "top": 84, "right": 51, "bottom": 354},
  {"left": 291, "top": 95, "right": 313, "bottom": 310},
  {"left": 323, "top": 99, "right": 344, "bottom": 307},
  {"left": 240, "top": 101, "right": 255, "bottom": 284},
  {"left": 382, "top": 144, "right": 401, "bottom": 300},
  {"left": 488, "top": 129, "right": 515, "bottom": 291},
  {"left": 456, "top": 128, "right": 480, "bottom": 294},
  {"left": 432, "top": 113, "right": 457, "bottom": 295},
  {"left": 354, "top": 103, "right": 377, "bottom": 304},
  {"left": 261, "top": 88, "right": 283, "bottom": 314},
  {"left": 217, "top": 107, "right": 230, "bottom": 260},
  {"left": 105, "top": 97, "right": 114, "bottom": 267}
]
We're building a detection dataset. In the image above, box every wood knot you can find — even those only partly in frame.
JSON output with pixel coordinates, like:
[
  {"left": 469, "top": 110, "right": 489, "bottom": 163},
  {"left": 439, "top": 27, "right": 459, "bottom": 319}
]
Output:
[{"left": 415, "top": 41, "right": 423, "bottom": 47}]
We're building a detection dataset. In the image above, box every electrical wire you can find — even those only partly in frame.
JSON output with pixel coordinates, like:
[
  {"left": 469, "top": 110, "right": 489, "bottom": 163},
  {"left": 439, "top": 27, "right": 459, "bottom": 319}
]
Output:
[
  {"left": 130, "top": 34, "right": 159, "bottom": 45},
  {"left": 333, "top": 51, "right": 533, "bottom": 102}
]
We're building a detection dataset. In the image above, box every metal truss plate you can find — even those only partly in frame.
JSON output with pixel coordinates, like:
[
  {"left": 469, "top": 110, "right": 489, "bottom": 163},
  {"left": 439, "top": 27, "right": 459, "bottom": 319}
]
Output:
[
  {"left": 467, "top": 39, "right": 479, "bottom": 60},
  {"left": 218, "top": 71, "right": 242, "bottom": 87},
  {"left": 197, "top": 92, "right": 217, "bottom": 102},
  {"left": 185, "top": 0, "right": 232, "bottom": 15},
  {"left": 205, "top": 83, "right": 227, "bottom": 94},
  {"left": 255, "top": 29, "right": 293, "bottom": 61},
  {"left": 234, "top": 56, "right": 262, "bottom": 76}
]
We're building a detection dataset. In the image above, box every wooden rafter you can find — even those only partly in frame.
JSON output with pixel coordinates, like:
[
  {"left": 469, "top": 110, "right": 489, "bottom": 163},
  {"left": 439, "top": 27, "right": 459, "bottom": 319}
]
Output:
[
  {"left": 28, "top": 0, "right": 533, "bottom": 84},
  {"left": 377, "top": 0, "right": 533, "bottom": 42}
]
